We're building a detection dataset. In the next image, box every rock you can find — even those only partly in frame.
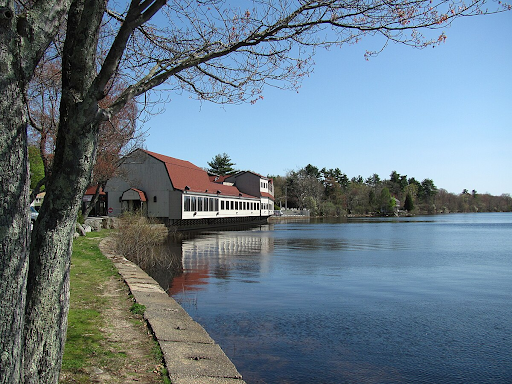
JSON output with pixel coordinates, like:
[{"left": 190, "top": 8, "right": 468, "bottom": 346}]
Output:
[{"left": 85, "top": 218, "right": 102, "bottom": 231}]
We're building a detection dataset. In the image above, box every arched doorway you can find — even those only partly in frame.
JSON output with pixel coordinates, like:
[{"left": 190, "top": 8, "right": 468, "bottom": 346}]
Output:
[{"left": 121, "top": 188, "right": 147, "bottom": 215}]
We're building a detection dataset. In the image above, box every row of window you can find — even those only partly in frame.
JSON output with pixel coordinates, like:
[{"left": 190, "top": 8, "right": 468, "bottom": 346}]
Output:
[
  {"left": 221, "top": 200, "right": 259, "bottom": 211},
  {"left": 184, "top": 196, "right": 219, "bottom": 212},
  {"left": 184, "top": 196, "right": 272, "bottom": 212}
]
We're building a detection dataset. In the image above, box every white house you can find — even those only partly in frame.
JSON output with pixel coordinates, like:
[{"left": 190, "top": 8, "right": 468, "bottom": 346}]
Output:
[{"left": 105, "top": 149, "right": 274, "bottom": 227}]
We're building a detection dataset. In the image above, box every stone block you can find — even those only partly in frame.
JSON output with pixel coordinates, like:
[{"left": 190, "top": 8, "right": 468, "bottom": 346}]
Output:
[{"left": 160, "top": 341, "right": 242, "bottom": 380}]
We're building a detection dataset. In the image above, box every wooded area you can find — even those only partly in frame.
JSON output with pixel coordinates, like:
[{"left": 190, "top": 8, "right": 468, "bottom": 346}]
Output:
[{"left": 272, "top": 166, "right": 512, "bottom": 215}]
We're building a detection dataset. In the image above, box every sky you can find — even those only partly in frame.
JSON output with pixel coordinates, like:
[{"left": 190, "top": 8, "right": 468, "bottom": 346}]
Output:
[{"left": 142, "top": 10, "right": 511, "bottom": 196}]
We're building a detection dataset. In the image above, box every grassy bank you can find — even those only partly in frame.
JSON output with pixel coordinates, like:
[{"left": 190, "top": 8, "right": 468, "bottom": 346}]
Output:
[{"left": 60, "top": 230, "right": 170, "bottom": 383}]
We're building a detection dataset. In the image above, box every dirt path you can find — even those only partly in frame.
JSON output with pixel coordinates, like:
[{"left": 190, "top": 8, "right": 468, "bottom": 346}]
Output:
[
  {"left": 59, "top": 237, "right": 167, "bottom": 383},
  {"left": 96, "top": 278, "right": 164, "bottom": 383}
]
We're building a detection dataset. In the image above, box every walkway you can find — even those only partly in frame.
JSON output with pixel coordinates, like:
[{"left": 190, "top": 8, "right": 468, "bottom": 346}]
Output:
[{"left": 99, "top": 238, "right": 246, "bottom": 384}]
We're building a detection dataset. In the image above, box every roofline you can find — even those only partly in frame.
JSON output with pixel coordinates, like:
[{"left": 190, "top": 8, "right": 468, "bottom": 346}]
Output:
[
  {"left": 184, "top": 191, "right": 260, "bottom": 199},
  {"left": 227, "top": 170, "right": 269, "bottom": 180}
]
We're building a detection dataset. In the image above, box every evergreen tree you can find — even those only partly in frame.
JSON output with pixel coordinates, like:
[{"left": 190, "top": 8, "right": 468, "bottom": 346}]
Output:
[
  {"left": 404, "top": 193, "right": 414, "bottom": 211},
  {"left": 207, "top": 153, "right": 236, "bottom": 175}
]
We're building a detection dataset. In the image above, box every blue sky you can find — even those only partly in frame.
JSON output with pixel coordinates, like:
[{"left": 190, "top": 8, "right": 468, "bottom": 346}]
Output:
[{"left": 143, "top": 11, "right": 511, "bottom": 196}]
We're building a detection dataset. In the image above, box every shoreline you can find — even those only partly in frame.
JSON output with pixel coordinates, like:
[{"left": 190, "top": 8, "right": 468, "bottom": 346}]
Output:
[{"left": 98, "top": 237, "right": 246, "bottom": 384}]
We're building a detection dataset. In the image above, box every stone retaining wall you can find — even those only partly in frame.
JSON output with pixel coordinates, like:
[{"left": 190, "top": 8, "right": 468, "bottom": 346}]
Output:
[{"left": 99, "top": 238, "right": 246, "bottom": 384}]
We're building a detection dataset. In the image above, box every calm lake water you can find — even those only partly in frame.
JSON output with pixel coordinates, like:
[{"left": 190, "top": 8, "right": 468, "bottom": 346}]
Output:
[{"left": 149, "top": 213, "right": 512, "bottom": 383}]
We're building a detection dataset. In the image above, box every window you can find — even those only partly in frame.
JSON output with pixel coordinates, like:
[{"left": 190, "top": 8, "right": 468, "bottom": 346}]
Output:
[
  {"left": 243, "top": 202, "right": 246, "bottom": 210},
  {"left": 184, "top": 196, "right": 191, "bottom": 211},
  {"left": 235, "top": 201, "right": 239, "bottom": 210},
  {"left": 214, "top": 199, "right": 219, "bottom": 211},
  {"left": 209, "top": 198, "right": 214, "bottom": 211},
  {"left": 221, "top": 200, "right": 225, "bottom": 210},
  {"left": 230, "top": 201, "right": 234, "bottom": 210},
  {"left": 191, "top": 196, "right": 197, "bottom": 211},
  {"left": 198, "top": 197, "right": 203, "bottom": 211}
]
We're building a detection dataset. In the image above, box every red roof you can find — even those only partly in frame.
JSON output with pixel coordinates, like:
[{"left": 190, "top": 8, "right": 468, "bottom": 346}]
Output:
[
  {"left": 121, "top": 188, "right": 147, "bottom": 201},
  {"left": 131, "top": 188, "right": 147, "bottom": 202},
  {"left": 143, "top": 150, "right": 255, "bottom": 198},
  {"left": 84, "top": 185, "right": 106, "bottom": 195},
  {"left": 209, "top": 175, "right": 231, "bottom": 183},
  {"left": 261, "top": 192, "right": 274, "bottom": 200}
]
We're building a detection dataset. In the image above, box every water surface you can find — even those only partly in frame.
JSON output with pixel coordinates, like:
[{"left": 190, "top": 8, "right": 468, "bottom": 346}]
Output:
[{"left": 154, "top": 213, "right": 512, "bottom": 383}]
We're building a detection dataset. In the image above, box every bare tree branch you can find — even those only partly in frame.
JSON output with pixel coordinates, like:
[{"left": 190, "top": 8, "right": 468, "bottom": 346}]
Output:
[{"left": 96, "top": 0, "right": 509, "bottom": 117}]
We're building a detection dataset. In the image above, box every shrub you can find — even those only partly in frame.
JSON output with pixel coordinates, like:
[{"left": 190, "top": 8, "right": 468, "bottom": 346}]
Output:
[
  {"left": 115, "top": 212, "right": 179, "bottom": 270},
  {"left": 319, "top": 201, "right": 336, "bottom": 217}
]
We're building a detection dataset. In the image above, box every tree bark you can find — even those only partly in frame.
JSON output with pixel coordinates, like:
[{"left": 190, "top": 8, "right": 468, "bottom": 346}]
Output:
[
  {"left": 23, "top": 119, "right": 99, "bottom": 383},
  {"left": 0, "top": 3, "right": 32, "bottom": 381},
  {"left": 1, "top": 2, "right": 73, "bottom": 381},
  {"left": 21, "top": 0, "right": 106, "bottom": 378},
  {"left": 0, "top": 21, "right": 30, "bottom": 383}
]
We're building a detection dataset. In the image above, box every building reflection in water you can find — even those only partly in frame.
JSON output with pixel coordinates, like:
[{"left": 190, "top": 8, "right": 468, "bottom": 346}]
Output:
[
  {"left": 147, "top": 224, "right": 275, "bottom": 296},
  {"left": 172, "top": 225, "right": 275, "bottom": 295}
]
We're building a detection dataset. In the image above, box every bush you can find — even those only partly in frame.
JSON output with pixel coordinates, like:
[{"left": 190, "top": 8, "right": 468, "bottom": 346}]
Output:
[
  {"left": 115, "top": 212, "right": 178, "bottom": 269},
  {"left": 319, "top": 201, "right": 336, "bottom": 217}
]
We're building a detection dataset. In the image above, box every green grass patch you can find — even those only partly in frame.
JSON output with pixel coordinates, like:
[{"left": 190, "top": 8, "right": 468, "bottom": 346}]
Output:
[
  {"left": 61, "top": 230, "right": 168, "bottom": 383},
  {"left": 63, "top": 309, "right": 103, "bottom": 370},
  {"left": 130, "top": 302, "right": 146, "bottom": 315},
  {"left": 61, "top": 231, "right": 114, "bottom": 373}
]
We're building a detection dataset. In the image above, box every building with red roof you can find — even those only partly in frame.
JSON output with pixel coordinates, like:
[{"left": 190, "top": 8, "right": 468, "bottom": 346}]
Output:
[
  {"left": 82, "top": 185, "right": 107, "bottom": 216},
  {"left": 105, "top": 149, "right": 274, "bottom": 227}
]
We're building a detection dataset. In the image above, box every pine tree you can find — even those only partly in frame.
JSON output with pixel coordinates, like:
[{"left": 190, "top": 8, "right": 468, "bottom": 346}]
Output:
[
  {"left": 404, "top": 193, "right": 414, "bottom": 211},
  {"left": 207, "top": 153, "right": 236, "bottom": 175}
]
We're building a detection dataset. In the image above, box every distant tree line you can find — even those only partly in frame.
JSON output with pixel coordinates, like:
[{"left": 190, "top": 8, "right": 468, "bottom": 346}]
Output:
[{"left": 270, "top": 165, "right": 512, "bottom": 216}]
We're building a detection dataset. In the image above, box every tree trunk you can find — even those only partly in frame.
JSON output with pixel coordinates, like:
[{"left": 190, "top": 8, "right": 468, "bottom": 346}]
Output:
[
  {"left": 22, "top": 117, "right": 99, "bottom": 383},
  {"left": 83, "top": 182, "right": 104, "bottom": 220},
  {"left": 0, "top": 74, "right": 31, "bottom": 384},
  {"left": 21, "top": 0, "right": 105, "bottom": 381},
  {"left": 0, "top": 8, "right": 30, "bottom": 383}
]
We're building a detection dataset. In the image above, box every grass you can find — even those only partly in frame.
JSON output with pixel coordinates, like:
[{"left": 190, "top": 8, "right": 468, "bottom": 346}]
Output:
[
  {"left": 62, "top": 231, "right": 114, "bottom": 374},
  {"left": 130, "top": 302, "right": 147, "bottom": 316},
  {"left": 60, "top": 230, "right": 169, "bottom": 383}
]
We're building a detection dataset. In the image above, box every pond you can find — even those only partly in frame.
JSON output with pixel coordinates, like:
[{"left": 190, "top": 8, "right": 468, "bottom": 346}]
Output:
[{"left": 146, "top": 213, "right": 512, "bottom": 383}]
